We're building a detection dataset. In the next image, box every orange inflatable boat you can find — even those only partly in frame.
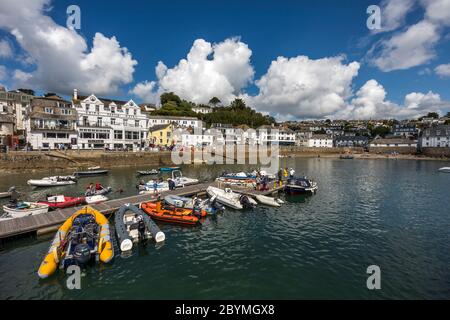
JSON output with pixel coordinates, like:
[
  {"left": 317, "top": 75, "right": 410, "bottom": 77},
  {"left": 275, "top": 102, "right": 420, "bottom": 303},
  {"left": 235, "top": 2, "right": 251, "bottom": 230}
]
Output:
[{"left": 140, "top": 201, "right": 200, "bottom": 226}]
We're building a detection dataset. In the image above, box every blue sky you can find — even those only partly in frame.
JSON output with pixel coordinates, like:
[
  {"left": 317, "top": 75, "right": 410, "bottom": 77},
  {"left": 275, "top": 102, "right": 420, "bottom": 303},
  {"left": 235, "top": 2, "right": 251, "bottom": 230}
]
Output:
[{"left": 0, "top": 0, "right": 449, "bottom": 119}]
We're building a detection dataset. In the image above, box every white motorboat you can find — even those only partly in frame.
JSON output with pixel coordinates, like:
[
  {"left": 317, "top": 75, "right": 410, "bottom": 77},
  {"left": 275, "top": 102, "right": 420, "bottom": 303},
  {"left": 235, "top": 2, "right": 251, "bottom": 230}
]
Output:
[
  {"left": 138, "top": 180, "right": 170, "bottom": 194},
  {"left": 1, "top": 202, "right": 49, "bottom": 219},
  {"left": 254, "top": 194, "right": 283, "bottom": 207},
  {"left": 206, "top": 186, "right": 257, "bottom": 210},
  {"left": 85, "top": 195, "right": 108, "bottom": 204},
  {"left": 171, "top": 170, "right": 199, "bottom": 187},
  {"left": 438, "top": 167, "right": 450, "bottom": 173},
  {"left": 27, "top": 176, "right": 77, "bottom": 187},
  {"left": 0, "top": 191, "right": 11, "bottom": 199}
]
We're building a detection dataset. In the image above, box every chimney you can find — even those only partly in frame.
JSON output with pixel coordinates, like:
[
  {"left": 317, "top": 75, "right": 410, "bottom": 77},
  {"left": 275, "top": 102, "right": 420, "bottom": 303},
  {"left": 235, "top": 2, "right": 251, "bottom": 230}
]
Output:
[{"left": 73, "top": 88, "right": 78, "bottom": 100}]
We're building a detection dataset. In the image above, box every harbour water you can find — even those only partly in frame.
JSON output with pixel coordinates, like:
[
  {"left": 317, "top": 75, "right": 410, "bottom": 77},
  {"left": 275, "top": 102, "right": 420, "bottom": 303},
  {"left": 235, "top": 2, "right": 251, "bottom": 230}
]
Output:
[{"left": 0, "top": 158, "right": 449, "bottom": 299}]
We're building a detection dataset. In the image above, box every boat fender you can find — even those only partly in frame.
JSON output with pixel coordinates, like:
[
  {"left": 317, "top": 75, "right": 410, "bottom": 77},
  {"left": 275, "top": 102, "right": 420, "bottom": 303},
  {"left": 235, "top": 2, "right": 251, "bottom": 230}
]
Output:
[{"left": 120, "top": 238, "right": 133, "bottom": 252}]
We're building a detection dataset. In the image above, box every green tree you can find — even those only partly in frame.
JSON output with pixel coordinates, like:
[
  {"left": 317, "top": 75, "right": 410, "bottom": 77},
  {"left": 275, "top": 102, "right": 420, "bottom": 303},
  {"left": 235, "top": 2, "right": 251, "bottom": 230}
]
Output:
[
  {"left": 209, "top": 97, "right": 221, "bottom": 107},
  {"left": 427, "top": 112, "right": 439, "bottom": 119},
  {"left": 160, "top": 92, "right": 182, "bottom": 105}
]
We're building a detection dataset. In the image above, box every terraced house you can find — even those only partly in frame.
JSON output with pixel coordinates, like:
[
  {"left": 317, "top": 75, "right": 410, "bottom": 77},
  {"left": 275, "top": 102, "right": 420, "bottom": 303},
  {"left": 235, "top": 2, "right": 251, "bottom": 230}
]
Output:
[
  {"left": 26, "top": 94, "right": 78, "bottom": 150},
  {"left": 73, "top": 90, "right": 148, "bottom": 151}
]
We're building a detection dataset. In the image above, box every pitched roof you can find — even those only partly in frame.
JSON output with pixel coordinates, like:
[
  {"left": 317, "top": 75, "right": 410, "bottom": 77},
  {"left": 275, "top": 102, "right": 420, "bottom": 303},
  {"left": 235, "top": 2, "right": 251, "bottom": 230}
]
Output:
[{"left": 149, "top": 124, "right": 172, "bottom": 132}]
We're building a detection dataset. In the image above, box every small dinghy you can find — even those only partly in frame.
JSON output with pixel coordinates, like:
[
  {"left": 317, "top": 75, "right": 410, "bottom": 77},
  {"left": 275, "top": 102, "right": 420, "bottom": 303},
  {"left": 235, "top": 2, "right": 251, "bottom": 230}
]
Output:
[
  {"left": 254, "top": 194, "right": 283, "bottom": 207},
  {"left": 74, "top": 168, "right": 109, "bottom": 177},
  {"left": 171, "top": 170, "right": 199, "bottom": 187},
  {"left": 138, "top": 180, "right": 170, "bottom": 194},
  {"left": 206, "top": 186, "right": 257, "bottom": 210},
  {"left": 0, "top": 187, "right": 14, "bottom": 199},
  {"left": 85, "top": 195, "right": 108, "bottom": 204},
  {"left": 27, "top": 176, "right": 77, "bottom": 187},
  {"left": 85, "top": 186, "right": 112, "bottom": 196},
  {"left": 2, "top": 202, "right": 49, "bottom": 219},
  {"left": 114, "top": 204, "right": 165, "bottom": 252},
  {"left": 38, "top": 195, "right": 85, "bottom": 210},
  {"left": 141, "top": 201, "right": 200, "bottom": 226},
  {"left": 37, "top": 206, "right": 114, "bottom": 279},
  {"left": 438, "top": 167, "right": 450, "bottom": 173},
  {"left": 159, "top": 166, "right": 180, "bottom": 172},
  {"left": 137, "top": 169, "right": 159, "bottom": 176},
  {"left": 165, "top": 195, "right": 224, "bottom": 215}
]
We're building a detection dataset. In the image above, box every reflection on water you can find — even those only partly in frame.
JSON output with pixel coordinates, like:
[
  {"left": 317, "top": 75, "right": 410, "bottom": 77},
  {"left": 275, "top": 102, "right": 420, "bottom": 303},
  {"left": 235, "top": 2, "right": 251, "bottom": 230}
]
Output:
[{"left": 1, "top": 158, "right": 450, "bottom": 299}]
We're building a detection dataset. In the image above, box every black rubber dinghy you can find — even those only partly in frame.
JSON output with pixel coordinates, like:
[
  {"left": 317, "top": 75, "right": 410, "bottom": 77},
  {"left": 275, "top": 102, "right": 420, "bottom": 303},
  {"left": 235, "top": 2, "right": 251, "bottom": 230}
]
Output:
[{"left": 114, "top": 204, "right": 165, "bottom": 252}]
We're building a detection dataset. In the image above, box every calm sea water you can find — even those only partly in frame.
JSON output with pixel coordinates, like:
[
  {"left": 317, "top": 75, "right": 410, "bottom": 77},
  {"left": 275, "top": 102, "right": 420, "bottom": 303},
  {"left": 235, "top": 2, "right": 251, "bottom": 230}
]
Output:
[{"left": 0, "top": 158, "right": 449, "bottom": 299}]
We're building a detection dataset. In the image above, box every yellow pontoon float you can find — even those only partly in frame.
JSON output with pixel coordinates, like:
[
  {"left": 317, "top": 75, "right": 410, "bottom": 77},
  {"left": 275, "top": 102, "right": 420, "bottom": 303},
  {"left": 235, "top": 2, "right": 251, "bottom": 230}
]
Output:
[{"left": 38, "top": 206, "right": 114, "bottom": 279}]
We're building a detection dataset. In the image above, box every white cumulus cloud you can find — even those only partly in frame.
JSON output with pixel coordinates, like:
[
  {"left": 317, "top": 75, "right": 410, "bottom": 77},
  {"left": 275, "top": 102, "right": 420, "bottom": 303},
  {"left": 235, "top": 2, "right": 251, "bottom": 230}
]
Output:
[
  {"left": 244, "top": 55, "right": 360, "bottom": 119},
  {"left": 435, "top": 63, "right": 450, "bottom": 77},
  {"left": 369, "top": 20, "right": 440, "bottom": 71},
  {"left": 0, "top": 0, "right": 137, "bottom": 95},
  {"left": 132, "top": 38, "right": 254, "bottom": 105},
  {"left": 376, "top": 0, "right": 416, "bottom": 33},
  {"left": 337, "top": 80, "right": 449, "bottom": 119},
  {"left": 129, "top": 80, "right": 159, "bottom": 104}
]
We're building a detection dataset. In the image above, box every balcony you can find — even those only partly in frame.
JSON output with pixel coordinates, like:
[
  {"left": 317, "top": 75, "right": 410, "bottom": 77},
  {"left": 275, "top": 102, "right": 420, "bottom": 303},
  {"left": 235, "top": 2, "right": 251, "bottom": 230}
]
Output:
[
  {"left": 77, "top": 121, "right": 112, "bottom": 128},
  {"left": 31, "top": 124, "right": 76, "bottom": 131}
]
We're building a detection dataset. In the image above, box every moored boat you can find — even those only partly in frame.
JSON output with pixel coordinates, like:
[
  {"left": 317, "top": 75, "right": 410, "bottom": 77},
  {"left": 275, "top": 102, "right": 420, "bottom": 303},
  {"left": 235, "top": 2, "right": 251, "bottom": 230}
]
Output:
[
  {"left": 114, "top": 204, "right": 165, "bottom": 252},
  {"left": 171, "top": 170, "right": 199, "bottom": 187},
  {"left": 0, "top": 191, "right": 11, "bottom": 199},
  {"left": 164, "top": 194, "right": 224, "bottom": 215},
  {"left": 285, "top": 177, "right": 318, "bottom": 194},
  {"left": 37, "top": 206, "right": 114, "bottom": 279},
  {"left": 140, "top": 201, "right": 200, "bottom": 226},
  {"left": 38, "top": 195, "right": 86, "bottom": 210},
  {"left": 74, "top": 168, "right": 109, "bottom": 177},
  {"left": 159, "top": 166, "right": 180, "bottom": 172},
  {"left": 85, "top": 195, "right": 108, "bottom": 204},
  {"left": 27, "top": 176, "right": 77, "bottom": 187},
  {"left": 85, "top": 186, "right": 112, "bottom": 196},
  {"left": 254, "top": 194, "right": 283, "bottom": 207},
  {"left": 206, "top": 186, "right": 257, "bottom": 210},
  {"left": 136, "top": 169, "right": 159, "bottom": 176},
  {"left": 1, "top": 202, "right": 49, "bottom": 220},
  {"left": 438, "top": 167, "right": 450, "bottom": 173}
]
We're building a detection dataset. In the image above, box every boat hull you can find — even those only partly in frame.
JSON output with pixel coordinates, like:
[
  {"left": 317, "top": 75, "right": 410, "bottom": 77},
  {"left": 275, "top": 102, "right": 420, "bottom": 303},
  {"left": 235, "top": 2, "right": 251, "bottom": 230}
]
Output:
[
  {"left": 38, "top": 196, "right": 86, "bottom": 209},
  {"left": 27, "top": 179, "right": 76, "bottom": 187},
  {"left": 37, "top": 206, "right": 114, "bottom": 279},
  {"left": 2, "top": 202, "right": 49, "bottom": 218},
  {"left": 74, "top": 170, "right": 109, "bottom": 177},
  {"left": 206, "top": 186, "right": 244, "bottom": 210},
  {"left": 141, "top": 202, "right": 200, "bottom": 226}
]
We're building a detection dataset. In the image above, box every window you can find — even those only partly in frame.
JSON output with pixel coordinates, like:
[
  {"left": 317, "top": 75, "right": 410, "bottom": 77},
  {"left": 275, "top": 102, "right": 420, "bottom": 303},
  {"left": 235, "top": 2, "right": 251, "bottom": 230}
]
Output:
[
  {"left": 61, "top": 109, "right": 71, "bottom": 115},
  {"left": 114, "top": 130, "right": 123, "bottom": 139},
  {"left": 135, "top": 120, "right": 139, "bottom": 127},
  {"left": 95, "top": 105, "right": 100, "bottom": 112},
  {"left": 45, "top": 107, "right": 54, "bottom": 114},
  {"left": 111, "top": 118, "right": 116, "bottom": 125}
]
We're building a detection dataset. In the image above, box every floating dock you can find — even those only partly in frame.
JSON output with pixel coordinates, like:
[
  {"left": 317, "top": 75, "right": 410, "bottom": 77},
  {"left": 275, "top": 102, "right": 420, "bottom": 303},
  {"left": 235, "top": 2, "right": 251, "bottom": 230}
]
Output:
[{"left": 0, "top": 182, "right": 284, "bottom": 242}]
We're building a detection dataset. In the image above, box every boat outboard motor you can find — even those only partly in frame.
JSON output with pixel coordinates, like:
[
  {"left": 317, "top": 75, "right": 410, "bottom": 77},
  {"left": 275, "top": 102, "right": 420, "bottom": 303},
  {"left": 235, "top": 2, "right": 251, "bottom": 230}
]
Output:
[
  {"left": 73, "top": 243, "right": 91, "bottom": 265},
  {"left": 239, "top": 195, "right": 255, "bottom": 209}
]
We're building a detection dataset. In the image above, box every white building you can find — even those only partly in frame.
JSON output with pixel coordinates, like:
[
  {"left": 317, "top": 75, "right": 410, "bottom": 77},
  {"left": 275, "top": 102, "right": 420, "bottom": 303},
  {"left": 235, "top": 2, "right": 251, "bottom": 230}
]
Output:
[
  {"left": 0, "top": 87, "right": 34, "bottom": 142},
  {"left": 26, "top": 95, "right": 78, "bottom": 150},
  {"left": 192, "top": 105, "right": 212, "bottom": 114},
  {"left": 73, "top": 91, "right": 148, "bottom": 151},
  {"left": 258, "top": 125, "right": 296, "bottom": 145},
  {"left": 420, "top": 125, "right": 450, "bottom": 148},
  {"left": 147, "top": 115, "right": 203, "bottom": 129},
  {"left": 369, "top": 138, "right": 417, "bottom": 148},
  {"left": 308, "top": 134, "right": 333, "bottom": 148},
  {"left": 177, "top": 132, "right": 215, "bottom": 147}
]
